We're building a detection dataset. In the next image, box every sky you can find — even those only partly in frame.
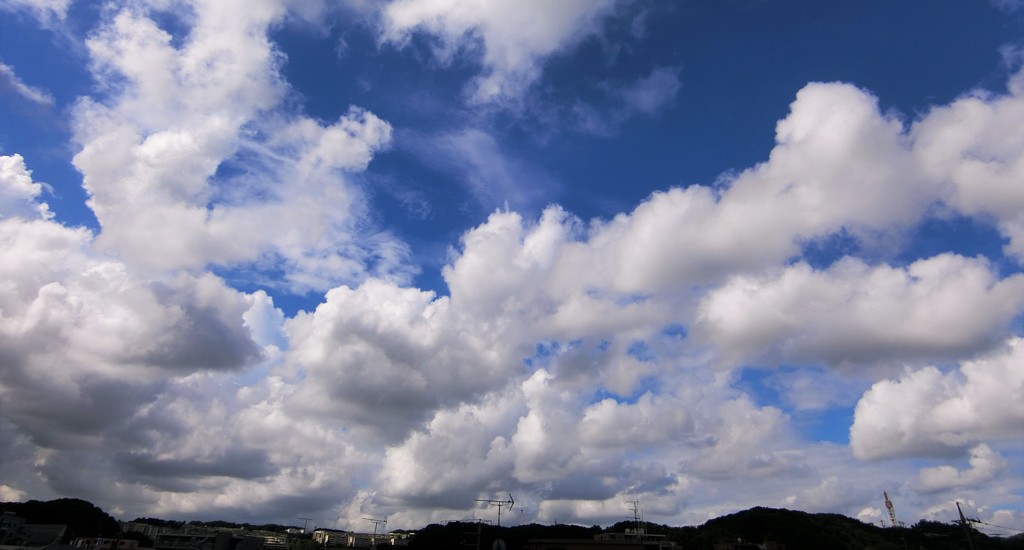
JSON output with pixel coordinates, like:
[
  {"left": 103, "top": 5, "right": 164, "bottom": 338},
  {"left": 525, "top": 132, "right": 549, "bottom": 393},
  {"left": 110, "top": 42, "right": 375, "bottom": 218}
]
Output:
[{"left": 2, "top": 0, "right": 1024, "bottom": 537}]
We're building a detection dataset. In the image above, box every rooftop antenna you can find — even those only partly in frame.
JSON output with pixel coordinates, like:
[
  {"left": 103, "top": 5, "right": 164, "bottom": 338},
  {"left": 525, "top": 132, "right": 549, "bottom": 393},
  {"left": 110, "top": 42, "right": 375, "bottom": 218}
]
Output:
[
  {"left": 363, "top": 516, "right": 387, "bottom": 547},
  {"left": 476, "top": 493, "right": 515, "bottom": 527},
  {"left": 298, "top": 518, "right": 313, "bottom": 534},
  {"left": 626, "top": 500, "right": 644, "bottom": 539}
]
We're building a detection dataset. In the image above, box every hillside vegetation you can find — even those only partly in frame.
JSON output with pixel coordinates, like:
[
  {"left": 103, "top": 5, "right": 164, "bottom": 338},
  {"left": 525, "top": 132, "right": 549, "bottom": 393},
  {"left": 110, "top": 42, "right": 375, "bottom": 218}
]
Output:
[{"left": 3, "top": 499, "right": 1022, "bottom": 549}]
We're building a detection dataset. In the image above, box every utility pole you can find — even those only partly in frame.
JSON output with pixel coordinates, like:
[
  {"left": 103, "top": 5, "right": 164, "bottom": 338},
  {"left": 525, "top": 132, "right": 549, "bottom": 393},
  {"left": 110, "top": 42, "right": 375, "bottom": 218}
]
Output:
[
  {"left": 956, "top": 502, "right": 976, "bottom": 550},
  {"left": 298, "top": 518, "right": 313, "bottom": 534}
]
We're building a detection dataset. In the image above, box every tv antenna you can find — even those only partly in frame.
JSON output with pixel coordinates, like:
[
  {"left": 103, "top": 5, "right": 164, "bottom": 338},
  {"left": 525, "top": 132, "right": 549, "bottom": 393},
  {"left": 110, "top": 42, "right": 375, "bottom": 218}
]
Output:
[
  {"left": 476, "top": 493, "right": 515, "bottom": 527},
  {"left": 364, "top": 516, "right": 387, "bottom": 547},
  {"left": 364, "top": 514, "right": 387, "bottom": 532},
  {"left": 626, "top": 500, "right": 645, "bottom": 539}
]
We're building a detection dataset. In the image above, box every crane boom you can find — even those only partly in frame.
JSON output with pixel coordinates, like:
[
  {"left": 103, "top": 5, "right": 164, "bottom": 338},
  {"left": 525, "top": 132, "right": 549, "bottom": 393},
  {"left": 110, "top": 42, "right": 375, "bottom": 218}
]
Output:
[{"left": 883, "top": 490, "right": 898, "bottom": 527}]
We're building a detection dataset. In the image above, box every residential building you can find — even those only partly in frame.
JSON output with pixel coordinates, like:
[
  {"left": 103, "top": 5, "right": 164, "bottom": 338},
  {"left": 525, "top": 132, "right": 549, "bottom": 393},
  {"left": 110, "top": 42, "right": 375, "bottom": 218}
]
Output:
[
  {"left": 0, "top": 513, "right": 26, "bottom": 545},
  {"left": 71, "top": 538, "right": 139, "bottom": 550},
  {"left": 312, "top": 530, "right": 347, "bottom": 546}
]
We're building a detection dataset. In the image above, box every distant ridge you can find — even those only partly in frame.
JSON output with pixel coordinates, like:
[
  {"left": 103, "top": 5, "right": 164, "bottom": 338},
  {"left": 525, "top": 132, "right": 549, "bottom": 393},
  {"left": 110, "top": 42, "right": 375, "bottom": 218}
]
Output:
[{"left": 3, "top": 499, "right": 1022, "bottom": 549}]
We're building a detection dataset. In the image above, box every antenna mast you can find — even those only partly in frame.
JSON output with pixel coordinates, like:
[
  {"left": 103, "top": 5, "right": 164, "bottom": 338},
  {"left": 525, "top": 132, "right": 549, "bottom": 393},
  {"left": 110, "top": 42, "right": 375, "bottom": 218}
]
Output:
[
  {"left": 475, "top": 493, "right": 515, "bottom": 527},
  {"left": 626, "top": 499, "right": 645, "bottom": 539},
  {"left": 363, "top": 516, "right": 387, "bottom": 548}
]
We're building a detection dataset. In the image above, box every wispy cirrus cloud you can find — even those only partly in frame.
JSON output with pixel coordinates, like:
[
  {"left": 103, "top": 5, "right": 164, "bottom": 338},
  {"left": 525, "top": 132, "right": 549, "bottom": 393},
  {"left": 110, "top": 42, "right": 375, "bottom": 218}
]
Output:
[
  {"left": 0, "top": 61, "right": 55, "bottom": 105},
  {"left": 0, "top": 0, "right": 71, "bottom": 26}
]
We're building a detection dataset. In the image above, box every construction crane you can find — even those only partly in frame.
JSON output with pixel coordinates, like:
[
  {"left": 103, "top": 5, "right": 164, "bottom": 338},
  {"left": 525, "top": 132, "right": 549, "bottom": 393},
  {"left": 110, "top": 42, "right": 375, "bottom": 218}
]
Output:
[{"left": 883, "top": 490, "right": 899, "bottom": 527}]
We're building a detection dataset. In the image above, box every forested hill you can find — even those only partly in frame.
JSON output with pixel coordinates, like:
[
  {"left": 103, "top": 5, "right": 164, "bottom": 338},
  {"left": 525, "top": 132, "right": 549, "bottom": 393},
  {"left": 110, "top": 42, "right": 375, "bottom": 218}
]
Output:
[
  {"left": 3, "top": 499, "right": 1023, "bottom": 549},
  {"left": 411, "top": 507, "right": 1024, "bottom": 550},
  {"left": 664, "top": 506, "right": 1024, "bottom": 549},
  {"left": 0, "top": 498, "right": 121, "bottom": 540}
]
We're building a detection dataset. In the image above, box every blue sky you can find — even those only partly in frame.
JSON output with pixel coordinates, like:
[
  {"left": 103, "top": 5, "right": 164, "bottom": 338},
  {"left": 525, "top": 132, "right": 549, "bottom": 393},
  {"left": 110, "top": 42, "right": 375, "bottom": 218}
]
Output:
[{"left": 2, "top": 0, "right": 1024, "bottom": 535}]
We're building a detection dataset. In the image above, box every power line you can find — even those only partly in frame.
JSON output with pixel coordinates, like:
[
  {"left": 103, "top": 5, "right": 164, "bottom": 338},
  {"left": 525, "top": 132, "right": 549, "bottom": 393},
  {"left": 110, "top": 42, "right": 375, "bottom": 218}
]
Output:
[
  {"left": 956, "top": 502, "right": 976, "bottom": 550},
  {"left": 972, "top": 519, "right": 1024, "bottom": 534}
]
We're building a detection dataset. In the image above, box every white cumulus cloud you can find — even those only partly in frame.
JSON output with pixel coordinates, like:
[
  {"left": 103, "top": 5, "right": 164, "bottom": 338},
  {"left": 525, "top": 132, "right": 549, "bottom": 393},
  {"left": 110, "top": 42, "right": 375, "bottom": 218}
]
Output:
[
  {"left": 0, "top": 154, "right": 53, "bottom": 219},
  {"left": 71, "top": 1, "right": 403, "bottom": 292},
  {"left": 381, "top": 0, "right": 622, "bottom": 103},
  {"left": 694, "top": 255, "right": 1024, "bottom": 369},
  {"left": 851, "top": 338, "right": 1024, "bottom": 460},
  {"left": 915, "top": 444, "right": 1008, "bottom": 493},
  {"left": 912, "top": 70, "right": 1024, "bottom": 261}
]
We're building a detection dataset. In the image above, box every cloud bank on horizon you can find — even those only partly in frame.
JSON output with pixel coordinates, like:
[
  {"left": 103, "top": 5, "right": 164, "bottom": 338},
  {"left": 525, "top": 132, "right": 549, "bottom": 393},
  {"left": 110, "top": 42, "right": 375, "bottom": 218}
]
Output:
[{"left": 1, "top": 0, "right": 1024, "bottom": 533}]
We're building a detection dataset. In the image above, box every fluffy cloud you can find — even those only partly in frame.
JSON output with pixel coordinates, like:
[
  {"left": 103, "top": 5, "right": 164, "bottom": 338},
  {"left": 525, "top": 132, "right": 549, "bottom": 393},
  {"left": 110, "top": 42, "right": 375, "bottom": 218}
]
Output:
[
  {"left": 7, "top": 3, "right": 1024, "bottom": 527},
  {"left": 851, "top": 338, "right": 1024, "bottom": 460},
  {"left": 381, "top": 0, "right": 622, "bottom": 103},
  {"left": 0, "top": 154, "right": 53, "bottom": 219},
  {"left": 915, "top": 444, "right": 1008, "bottom": 493},
  {"left": 546, "top": 82, "right": 926, "bottom": 295},
  {"left": 0, "top": 484, "right": 26, "bottom": 501},
  {"left": 912, "top": 71, "right": 1024, "bottom": 260},
  {"left": 694, "top": 255, "right": 1024, "bottom": 369},
  {"left": 377, "top": 389, "right": 521, "bottom": 508},
  {"left": 0, "top": 230, "right": 263, "bottom": 448},
  {"left": 71, "top": 2, "right": 402, "bottom": 292},
  {"left": 283, "top": 278, "right": 528, "bottom": 442},
  {"left": 0, "top": 153, "right": 270, "bottom": 503}
]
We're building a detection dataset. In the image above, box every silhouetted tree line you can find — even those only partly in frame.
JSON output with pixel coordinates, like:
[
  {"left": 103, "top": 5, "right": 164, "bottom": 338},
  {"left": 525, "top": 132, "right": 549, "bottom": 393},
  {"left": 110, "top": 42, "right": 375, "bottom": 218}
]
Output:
[
  {"left": 0, "top": 498, "right": 120, "bottom": 543},
  {"left": 4, "top": 499, "right": 1023, "bottom": 549},
  {"left": 185, "top": 520, "right": 299, "bottom": 533},
  {"left": 407, "top": 521, "right": 601, "bottom": 550},
  {"left": 129, "top": 517, "right": 184, "bottom": 529},
  {"left": 408, "top": 507, "right": 1024, "bottom": 550}
]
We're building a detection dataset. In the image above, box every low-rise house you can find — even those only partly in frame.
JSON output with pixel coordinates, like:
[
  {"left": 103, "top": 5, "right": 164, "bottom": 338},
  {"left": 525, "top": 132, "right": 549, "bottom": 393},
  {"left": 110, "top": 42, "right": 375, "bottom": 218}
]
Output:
[
  {"left": 312, "top": 530, "right": 347, "bottom": 547},
  {"left": 528, "top": 529, "right": 676, "bottom": 550},
  {"left": 71, "top": 538, "right": 139, "bottom": 550},
  {"left": 1, "top": 512, "right": 67, "bottom": 547},
  {"left": 153, "top": 531, "right": 263, "bottom": 550}
]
